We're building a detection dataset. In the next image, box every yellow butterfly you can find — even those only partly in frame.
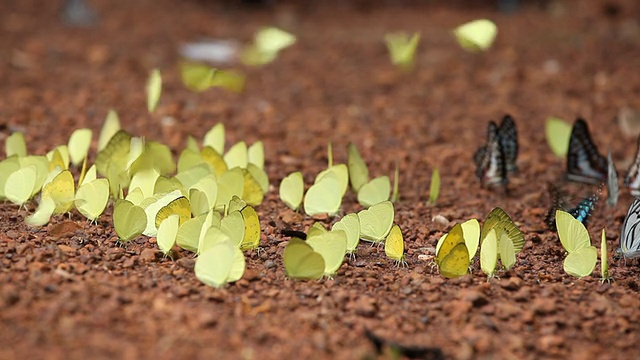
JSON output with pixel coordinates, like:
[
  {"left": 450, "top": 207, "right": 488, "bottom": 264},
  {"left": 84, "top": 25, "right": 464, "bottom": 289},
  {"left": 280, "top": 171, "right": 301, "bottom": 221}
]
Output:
[{"left": 436, "top": 224, "right": 470, "bottom": 278}]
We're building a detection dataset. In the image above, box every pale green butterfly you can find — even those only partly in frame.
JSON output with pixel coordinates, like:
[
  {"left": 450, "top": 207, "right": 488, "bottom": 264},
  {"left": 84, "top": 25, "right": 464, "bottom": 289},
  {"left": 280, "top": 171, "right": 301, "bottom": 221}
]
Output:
[
  {"left": 332, "top": 213, "right": 361, "bottom": 254},
  {"left": 357, "top": 176, "right": 391, "bottom": 208},
  {"left": 304, "top": 171, "right": 342, "bottom": 216},
  {"left": 545, "top": 117, "right": 572, "bottom": 157},
  {"left": 306, "top": 229, "right": 348, "bottom": 277},
  {"left": 601, "top": 228, "right": 612, "bottom": 283},
  {"left": 224, "top": 141, "right": 248, "bottom": 169},
  {"left": 283, "top": 238, "right": 325, "bottom": 280},
  {"left": 203, "top": 123, "right": 225, "bottom": 155},
  {"left": 220, "top": 210, "right": 245, "bottom": 247},
  {"left": 6, "top": 132, "right": 27, "bottom": 158},
  {"left": 480, "top": 228, "right": 498, "bottom": 278},
  {"left": 195, "top": 239, "right": 245, "bottom": 288},
  {"left": 248, "top": 141, "right": 264, "bottom": 170},
  {"left": 358, "top": 200, "right": 394, "bottom": 243},
  {"left": 113, "top": 199, "right": 147, "bottom": 242},
  {"left": 453, "top": 19, "right": 497, "bottom": 52},
  {"left": 129, "top": 168, "right": 160, "bottom": 199},
  {"left": 25, "top": 197, "right": 56, "bottom": 227},
  {"left": 197, "top": 210, "right": 222, "bottom": 255},
  {"left": 564, "top": 246, "right": 597, "bottom": 278},
  {"left": 67, "top": 128, "right": 92, "bottom": 167},
  {"left": 216, "top": 168, "right": 245, "bottom": 211},
  {"left": 176, "top": 213, "right": 207, "bottom": 253},
  {"left": 428, "top": 168, "right": 440, "bottom": 205},
  {"left": 146, "top": 68, "right": 162, "bottom": 113},
  {"left": 556, "top": 210, "right": 591, "bottom": 253},
  {"left": 0, "top": 157, "right": 22, "bottom": 201},
  {"left": 98, "top": 109, "right": 121, "bottom": 152},
  {"left": 157, "top": 214, "right": 179, "bottom": 255},
  {"left": 384, "top": 32, "right": 420, "bottom": 70},
  {"left": 347, "top": 142, "right": 369, "bottom": 192},
  {"left": 316, "top": 164, "right": 349, "bottom": 198},
  {"left": 74, "top": 178, "right": 110, "bottom": 222},
  {"left": 180, "top": 62, "right": 216, "bottom": 92},
  {"left": 279, "top": 171, "right": 304, "bottom": 211},
  {"left": 247, "top": 163, "right": 269, "bottom": 194}
]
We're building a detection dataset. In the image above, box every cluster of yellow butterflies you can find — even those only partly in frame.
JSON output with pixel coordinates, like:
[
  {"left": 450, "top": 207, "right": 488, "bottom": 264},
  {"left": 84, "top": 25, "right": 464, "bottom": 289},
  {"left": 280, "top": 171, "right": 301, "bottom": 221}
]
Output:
[
  {"left": 435, "top": 207, "right": 524, "bottom": 279},
  {"left": 1, "top": 112, "right": 269, "bottom": 288},
  {"left": 279, "top": 142, "right": 400, "bottom": 216},
  {"left": 556, "top": 210, "right": 610, "bottom": 280},
  {"left": 283, "top": 200, "right": 406, "bottom": 280}
]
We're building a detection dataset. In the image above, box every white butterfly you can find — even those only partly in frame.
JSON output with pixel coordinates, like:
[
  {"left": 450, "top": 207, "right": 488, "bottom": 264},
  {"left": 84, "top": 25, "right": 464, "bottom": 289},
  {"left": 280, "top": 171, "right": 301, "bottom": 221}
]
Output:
[{"left": 618, "top": 198, "right": 640, "bottom": 259}]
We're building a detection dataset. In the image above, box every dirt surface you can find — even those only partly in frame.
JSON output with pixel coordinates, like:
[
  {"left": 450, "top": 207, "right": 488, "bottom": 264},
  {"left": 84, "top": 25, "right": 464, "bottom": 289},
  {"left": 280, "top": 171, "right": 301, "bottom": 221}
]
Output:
[{"left": 2, "top": 0, "right": 640, "bottom": 359}]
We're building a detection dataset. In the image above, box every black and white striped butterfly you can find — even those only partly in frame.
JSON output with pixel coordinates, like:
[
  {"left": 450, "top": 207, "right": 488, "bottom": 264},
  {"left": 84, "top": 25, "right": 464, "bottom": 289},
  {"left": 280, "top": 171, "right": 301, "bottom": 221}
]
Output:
[
  {"left": 473, "top": 121, "right": 507, "bottom": 186},
  {"left": 624, "top": 135, "right": 640, "bottom": 197},
  {"left": 618, "top": 198, "right": 640, "bottom": 259},
  {"left": 607, "top": 150, "right": 618, "bottom": 207},
  {"left": 473, "top": 115, "right": 518, "bottom": 186},
  {"left": 566, "top": 118, "right": 607, "bottom": 184}
]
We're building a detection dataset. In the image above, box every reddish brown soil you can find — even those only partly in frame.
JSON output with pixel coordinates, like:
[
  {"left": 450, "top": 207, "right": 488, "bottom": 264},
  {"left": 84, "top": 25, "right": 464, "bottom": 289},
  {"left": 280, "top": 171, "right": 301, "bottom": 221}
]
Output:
[{"left": 2, "top": 1, "right": 640, "bottom": 359}]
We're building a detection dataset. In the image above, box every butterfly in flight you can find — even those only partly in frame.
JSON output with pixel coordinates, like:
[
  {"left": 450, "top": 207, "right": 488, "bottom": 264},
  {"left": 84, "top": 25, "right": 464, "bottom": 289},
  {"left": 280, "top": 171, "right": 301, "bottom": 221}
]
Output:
[
  {"left": 617, "top": 198, "right": 640, "bottom": 259},
  {"left": 624, "top": 135, "right": 640, "bottom": 197},
  {"left": 565, "top": 118, "right": 607, "bottom": 184},
  {"left": 473, "top": 115, "right": 519, "bottom": 186}
]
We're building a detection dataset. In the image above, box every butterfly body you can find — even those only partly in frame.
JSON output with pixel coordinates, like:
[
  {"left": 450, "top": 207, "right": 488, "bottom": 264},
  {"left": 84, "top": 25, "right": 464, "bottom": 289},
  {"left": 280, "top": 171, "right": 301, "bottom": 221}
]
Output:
[{"left": 566, "top": 118, "right": 607, "bottom": 184}]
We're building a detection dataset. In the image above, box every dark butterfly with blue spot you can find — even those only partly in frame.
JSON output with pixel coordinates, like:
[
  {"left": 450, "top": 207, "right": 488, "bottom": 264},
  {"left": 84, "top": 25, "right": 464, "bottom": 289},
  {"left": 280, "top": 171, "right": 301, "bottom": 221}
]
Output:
[
  {"left": 569, "top": 194, "right": 598, "bottom": 226},
  {"left": 566, "top": 118, "right": 607, "bottom": 184},
  {"left": 545, "top": 183, "right": 597, "bottom": 230},
  {"left": 624, "top": 135, "right": 640, "bottom": 197},
  {"left": 473, "top": 115, "right": 518, "bottom": 186}
]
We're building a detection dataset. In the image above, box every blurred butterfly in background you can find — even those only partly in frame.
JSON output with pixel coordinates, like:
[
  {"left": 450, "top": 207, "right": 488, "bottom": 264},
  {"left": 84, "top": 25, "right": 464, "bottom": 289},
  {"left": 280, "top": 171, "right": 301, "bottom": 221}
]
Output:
[
  {"left": 607, "top": 150, "right": 618, "bottom": 207},
  {"left": 474, "top": 122, "right": 507, "bottom": 186},
  {"left": 497, "top": 115, "right": 519, "bottom": 173},
  {"left": 565, "top": 118, "right": 607, "bottom": 184},
  {"left": 544, "top": 183, "right": 568, "bottom": 231},
  {"left": 473, "top": 115, "right": 518, "bottom": 186},
  {"left": 617, "top": 198, "right": 640, "bottom": 260},
  {"left": 624, "top": 135, "right": 640, "bottom": 197}
]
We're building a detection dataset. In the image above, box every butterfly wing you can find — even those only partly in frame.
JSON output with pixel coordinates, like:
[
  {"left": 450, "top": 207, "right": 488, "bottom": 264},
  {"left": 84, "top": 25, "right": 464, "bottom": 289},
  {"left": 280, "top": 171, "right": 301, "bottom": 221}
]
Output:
[
  {"left": 566, "top": 118, "right": 607, "bottom": 184},
  {"left": 498, "top": 115, "right": 518, "bottom": 173},
  {"left": 620, "top": 198, "right": 640, "bottom": 259},
  {"left": 474, "top": 122, "right": 507, "bottom": 186}
]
